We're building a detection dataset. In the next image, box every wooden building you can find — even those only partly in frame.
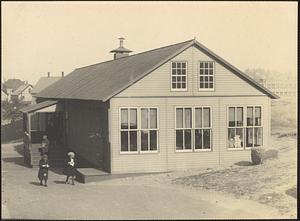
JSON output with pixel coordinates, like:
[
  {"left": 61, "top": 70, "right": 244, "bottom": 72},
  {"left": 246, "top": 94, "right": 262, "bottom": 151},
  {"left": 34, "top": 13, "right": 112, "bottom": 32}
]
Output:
[{"left": 21, "top": 38, "right": 278, "bottom": 175}]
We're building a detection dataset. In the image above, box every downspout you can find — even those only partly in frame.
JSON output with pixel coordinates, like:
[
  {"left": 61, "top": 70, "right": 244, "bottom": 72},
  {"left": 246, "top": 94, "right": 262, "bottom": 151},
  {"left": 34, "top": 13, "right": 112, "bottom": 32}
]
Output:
[
  {"left": 165, "top": 97, "right": 169, "bottom": 172},
  {"left": 218, "top": 97, "right": 221, "bottom": 166}
]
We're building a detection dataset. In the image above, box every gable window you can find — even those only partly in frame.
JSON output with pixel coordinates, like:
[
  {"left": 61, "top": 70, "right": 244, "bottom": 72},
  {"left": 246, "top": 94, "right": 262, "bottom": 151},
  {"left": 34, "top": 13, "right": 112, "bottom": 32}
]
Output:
[
  {"left": 227, "top": 106, "right": 263, "bottom": 150},
  {"left": 120, "top": 107, "right": 158, "bottom": 153},
  {"left": 171, "top": 62, "right": 187, "bottom": 91},
  {"left": 199, "top": 61, "right": 214, "bottom": 90},
  {"left": 175, "top": 107, "right": 212, "bottom": 151}
]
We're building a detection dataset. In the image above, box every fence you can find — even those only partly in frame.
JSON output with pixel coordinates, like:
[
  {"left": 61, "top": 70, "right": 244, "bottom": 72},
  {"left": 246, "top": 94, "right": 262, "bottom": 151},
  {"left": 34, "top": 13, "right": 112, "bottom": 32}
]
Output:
[{"left": 1, "top": 119, "right": 23, "bottom": 142}]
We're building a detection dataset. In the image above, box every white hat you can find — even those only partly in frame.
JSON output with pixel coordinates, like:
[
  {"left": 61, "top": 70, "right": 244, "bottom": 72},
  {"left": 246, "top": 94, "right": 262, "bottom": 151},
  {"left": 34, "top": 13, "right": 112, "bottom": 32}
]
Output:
[{"left": 67, "top": 152, "right": 75, "bottom": 157}]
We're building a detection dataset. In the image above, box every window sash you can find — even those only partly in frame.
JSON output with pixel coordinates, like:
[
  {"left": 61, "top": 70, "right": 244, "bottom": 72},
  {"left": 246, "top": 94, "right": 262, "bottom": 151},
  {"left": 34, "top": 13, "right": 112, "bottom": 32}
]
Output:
[
  {"left": 175, "top": 107, "right": 212, "bottom": 151},
  {"left": 227, "top": 106, "right": 263, "bottom": 149},
  {"left": 199, "top": 61, "right": 214, "bottom": 90},
  {"left": 120, "top": 107, "right": 158, "bottom": 153},
  {"left": 171, "top": 62, "right": 187, "bottom": 90}
]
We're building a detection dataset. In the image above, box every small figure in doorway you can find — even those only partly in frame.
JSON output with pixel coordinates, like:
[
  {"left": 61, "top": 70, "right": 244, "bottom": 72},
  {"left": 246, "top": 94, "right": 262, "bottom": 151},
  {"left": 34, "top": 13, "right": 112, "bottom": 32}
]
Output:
[
  {"left": 64, "top": 152, "right": 77, "bottom": 185},
  {"left": 40, "top": 135, "right": 50, "bottom": 156},
  {"left": 38, "top": 154, "right": 50, "bottom": 187}
]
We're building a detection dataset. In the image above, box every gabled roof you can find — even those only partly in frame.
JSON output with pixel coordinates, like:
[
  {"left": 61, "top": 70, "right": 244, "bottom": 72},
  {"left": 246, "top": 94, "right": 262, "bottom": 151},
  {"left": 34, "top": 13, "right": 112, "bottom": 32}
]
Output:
[
  {"left": 12, "top": 84, "right": 33, "bottom": 95},
  {"left": 37, "top": 39, "right": 278, "bottom": 101},
  {"left": 31, "top": 76, "right": 62, "bottom": 94}
]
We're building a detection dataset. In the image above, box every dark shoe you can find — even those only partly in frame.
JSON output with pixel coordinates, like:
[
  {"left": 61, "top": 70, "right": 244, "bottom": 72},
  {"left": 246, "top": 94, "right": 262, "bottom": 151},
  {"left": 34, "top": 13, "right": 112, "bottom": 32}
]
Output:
[
  {"left": 44, "top": 184, "right": 48, "bottom": 187},
  {"left": 72, "top": 183, "right": 75, "bottom": 185}
]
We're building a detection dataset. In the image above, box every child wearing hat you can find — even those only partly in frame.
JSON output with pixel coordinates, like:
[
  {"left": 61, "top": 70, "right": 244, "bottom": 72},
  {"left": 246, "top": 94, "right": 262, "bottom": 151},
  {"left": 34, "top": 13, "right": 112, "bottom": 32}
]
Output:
[
  {"left": 38, "top": 154, "right": 50, "bottom": 187},
  {"left": 64, "top": 152, "right": 77, "bottom": 185}
]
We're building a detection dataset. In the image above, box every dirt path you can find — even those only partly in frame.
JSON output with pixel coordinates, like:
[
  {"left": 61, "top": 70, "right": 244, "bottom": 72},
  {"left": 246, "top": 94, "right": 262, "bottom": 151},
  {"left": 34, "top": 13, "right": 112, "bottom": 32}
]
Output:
[{"left": 1, "top": 141, "right": 286, "bottom": 219}]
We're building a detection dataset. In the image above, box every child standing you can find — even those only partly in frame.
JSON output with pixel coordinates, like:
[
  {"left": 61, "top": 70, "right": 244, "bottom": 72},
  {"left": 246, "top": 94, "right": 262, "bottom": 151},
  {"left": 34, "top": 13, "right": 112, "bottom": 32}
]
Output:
[
  {"left": 40, "top": 135, "right": 50, "bottom": 156},
  {"left": 64, "top": 152, "right": 77, "bottom": 185},
  {"left": 38, "top": 154, "right": 50, "bottom": 187}
]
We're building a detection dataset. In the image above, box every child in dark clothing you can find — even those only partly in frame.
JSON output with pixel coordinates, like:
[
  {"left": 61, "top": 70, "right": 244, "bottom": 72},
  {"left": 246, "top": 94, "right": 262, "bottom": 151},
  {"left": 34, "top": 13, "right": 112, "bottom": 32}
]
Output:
[
  {"left": 38, "top": 154, "right": 50, "bottom": 187},
  {"left": 64, "top": 152, "right": 77, "bottom": 185}
]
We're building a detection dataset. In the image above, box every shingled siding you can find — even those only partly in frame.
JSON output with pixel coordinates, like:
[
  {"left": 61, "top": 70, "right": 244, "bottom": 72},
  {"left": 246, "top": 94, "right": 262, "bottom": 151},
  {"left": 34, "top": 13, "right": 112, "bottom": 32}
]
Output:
[
  {"left": 65, "top": 100, "right": 110, "bottom": 170},
  {"left": 109, "top": 96, "right": 270, "bottom": 174},
  {"left": 115, "top": 46, "right": 264, "bottom": 98}
]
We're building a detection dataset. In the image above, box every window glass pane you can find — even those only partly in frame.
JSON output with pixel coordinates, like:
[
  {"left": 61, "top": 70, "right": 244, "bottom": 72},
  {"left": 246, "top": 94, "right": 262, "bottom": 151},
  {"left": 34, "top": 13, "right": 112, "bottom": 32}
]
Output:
[
  {"left": 182, "top": 62, "right": 186, "bottom": 68},
  {"left": 176, "top": 130, "right": 183, "bottom": 150},
  {"left": 172, "top": 83, "right": 176, "bottom": 88},
  {"left": 195, "top": 129, "right": 202, "bottom": 149},
  {"left": 150, "top": 131, "right": 157, "bottom": 150},
  {"left": 184, "top": 129, "right": 192, "bottom": 149},
  {"left": 200, "top": 83, "right": 204, "bottom": 88},
  {"left": 236, "top": 107, "right": 243, "bottom": 127},
  {"left": 229, "top": 107, "right": 235, "bottom": 127},
  {"left": 203, "top": 108, "right": 210, "bottom": 127},
  {"left": 209, "top": 83, "right": 213, "bottom": 88},
  {"left": 246, "top": 128, "right": 253, "bottom": 147},
  {"left": 130, "top": 109, "right": 137, "bottom": 129},
  {"left": 182, "top": 83, "right": 186, "bottom": 89},
  {"left": 150, "top": 108, "right": 157, "bottom": 129},
  {"left": 203, "top": 129, "right": 211, "bottom": 149},
  {"left": 172, "top": 62, "right": 176, "bottom": 68},
  {"left": 204, "top": 62, "right": 208, "bottom": 68},
  {"left": 177, "top": 83, "right": 181, "bottom": 88},
  {"left": 176, "top": 108, "right": 183, "bottom": 128},
  {"left": 200, "top": 62, "right": 203, "bottom": 68},
  {"left": 185, "top": 108, "right": 192, "bottom": 128},
  {"left": 121, "top": 131, "right": 128, "bottom": 151},
  {"left": 195, "top": 108, "right": 202, "bottom": 128},
  {"left": 228, "top": 128, "right": 235, "bottom": 148},
  {"left": 141, "top": 108, "right": 148, "bottom": 129},
  {"left": 121, "top": 109, "right": 128, "bottom": 129},
  {"left": 177, "top": 63, "right": 181, "bottom": 68},
  {"left": 129, "top": 131, "right": 137, "bottom": 151},
  {"left": 209, "top": 62, "right": 213, "bottom": 68},
  {"left": 254, "top": 128, "right": 263, "bottom": 146},
  {"left": 255, "top": 107, "right": 261, "bottom": 126},
  {"left": 141, "top": 130, "right": 148, "bottom": 151},
  {"left": 172, "top": 69, "right": 176, "bottom": 75},
  {"left": 235, "top": 128, "right": 243, "bottom": 148},
  {"left": 172, "top": 76, "right": 176, "bottom": 82},
  {"left": 247, "top": 107, "right": 254, "bottom": 126}
]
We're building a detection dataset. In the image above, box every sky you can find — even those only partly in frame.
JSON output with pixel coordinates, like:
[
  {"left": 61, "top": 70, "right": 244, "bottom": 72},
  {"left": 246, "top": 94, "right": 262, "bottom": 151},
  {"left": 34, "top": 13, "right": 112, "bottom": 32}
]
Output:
[{"left": 1, "top": 1, "right": 298, "bottom": 85}]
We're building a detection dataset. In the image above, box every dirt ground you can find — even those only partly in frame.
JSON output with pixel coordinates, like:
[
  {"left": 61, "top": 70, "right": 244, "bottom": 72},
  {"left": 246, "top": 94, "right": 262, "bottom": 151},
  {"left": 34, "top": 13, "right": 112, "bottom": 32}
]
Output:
[{"left": 1, "top": 141, "right": 288, "bottom": 220}]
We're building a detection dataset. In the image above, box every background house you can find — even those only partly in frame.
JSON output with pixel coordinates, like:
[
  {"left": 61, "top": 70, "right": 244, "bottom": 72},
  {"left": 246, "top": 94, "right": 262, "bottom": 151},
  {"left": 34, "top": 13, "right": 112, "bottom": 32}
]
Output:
[
  {"left": 11, "top": 83, "right": 33, "bottom": 103},
  {"left": 31, "top": 72, "right": 64, "bottom": 104},
  {"left": 1, "top": 89, "right": 8, "bottom": 102},
  {"left": 22, "top": 38, "right": 278, "bottom": 178}
]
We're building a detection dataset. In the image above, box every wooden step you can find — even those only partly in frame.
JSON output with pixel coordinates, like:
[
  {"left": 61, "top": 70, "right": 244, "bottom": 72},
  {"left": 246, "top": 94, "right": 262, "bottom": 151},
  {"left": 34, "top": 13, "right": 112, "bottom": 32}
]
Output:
[{"left": 75, "top": 168, "right": 110, "bottom": 183}]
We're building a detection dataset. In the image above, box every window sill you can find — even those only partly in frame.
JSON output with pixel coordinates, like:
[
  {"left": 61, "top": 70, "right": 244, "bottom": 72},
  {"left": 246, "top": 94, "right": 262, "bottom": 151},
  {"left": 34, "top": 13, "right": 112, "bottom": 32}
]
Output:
[
  {"left": 175, "top": 149, "right": 193, "bottom": 153},
  {"left": 120, "top": 151, "right": 139, "bottom": 155},
  {"left": 198, "top": 88, "right": 215, "bottom": 92},
  {"left": 140, "top": 150, "right": 159, "bottom": 154},
  {"left": 194, "top": 149, "right": 212, "bottom": 152},
  {"left": 171, "top": 89, "right": 188, "bottom": 92}
]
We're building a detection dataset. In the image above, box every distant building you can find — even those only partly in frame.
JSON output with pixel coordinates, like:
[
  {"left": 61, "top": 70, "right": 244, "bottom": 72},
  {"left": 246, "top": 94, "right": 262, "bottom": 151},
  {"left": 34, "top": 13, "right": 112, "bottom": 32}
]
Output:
[
  {"left": 31, "top": 72, "right": 64, "bottom": 103},
  {"left": 1, "top": 89, "right": 8, "bottom": 102},
  {"left": 248, "top": 72, "right": 297, "bottom": 97},
  {"left": 11, "top": 84, "right": 33, "bottom": 103}
]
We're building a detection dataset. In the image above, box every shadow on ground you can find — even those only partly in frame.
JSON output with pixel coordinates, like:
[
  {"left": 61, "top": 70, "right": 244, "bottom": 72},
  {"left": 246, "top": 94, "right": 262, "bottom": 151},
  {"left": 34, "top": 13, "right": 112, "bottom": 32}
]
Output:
[
  {"left": 29, "top": 181, "right": 42, "bottom": 186},
  {"left": 53, "top": 180, "right": 67, "bottom": 184},
  {"left": 13, "top": 143, "right": 25, "bottom": 156},
  {"left": 234, "top": 161, "right": 253, "bottom": 166},
  {"left": 285, "top": 186, "right": 297, "bottom": 199},
  {"left": 2, "top": 157, "right": 30, "bottom": 168},
  {"left": 49, "top": 167, "right": 64, "bottom": 175}
]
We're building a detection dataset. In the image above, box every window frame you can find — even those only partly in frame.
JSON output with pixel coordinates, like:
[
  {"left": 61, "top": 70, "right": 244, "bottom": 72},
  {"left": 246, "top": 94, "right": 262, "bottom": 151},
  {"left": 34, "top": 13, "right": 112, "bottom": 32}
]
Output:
[
  {"left": 245, "top": 105, "right": 263, "bottom": 150},
  {"left": 174, "top": 106, "right": 213, "bottom": 153},
  {"left": 198, "top": 61, "right": 215, "bottom": 92},
  {"left": 227, "top": 106, "right": 245, "bottom": 150},
  {"left": 170, "top": 61, "right": 188, "bottom": 92},
  {"left": 119, "top": 107, "right": 159, "bottom": 154},
  {"left": 193, "top": 106, "right": 213, "bottom": 152},
  {"left": 226, "top": 105, "right": 263, "bottom": 151}
]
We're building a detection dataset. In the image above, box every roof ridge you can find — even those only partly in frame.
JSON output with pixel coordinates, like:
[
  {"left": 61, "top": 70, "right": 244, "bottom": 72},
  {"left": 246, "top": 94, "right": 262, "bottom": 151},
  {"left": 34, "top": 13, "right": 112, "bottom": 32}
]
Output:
[{"left": 75, "top": 39, "right": 194, "bottom": 71}]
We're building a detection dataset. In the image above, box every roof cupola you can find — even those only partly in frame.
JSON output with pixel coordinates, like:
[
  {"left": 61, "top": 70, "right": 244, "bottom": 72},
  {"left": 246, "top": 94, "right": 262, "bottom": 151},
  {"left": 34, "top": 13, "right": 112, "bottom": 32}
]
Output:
[{"left": 110, "top": 37, "right": 132, "bottom": 60}]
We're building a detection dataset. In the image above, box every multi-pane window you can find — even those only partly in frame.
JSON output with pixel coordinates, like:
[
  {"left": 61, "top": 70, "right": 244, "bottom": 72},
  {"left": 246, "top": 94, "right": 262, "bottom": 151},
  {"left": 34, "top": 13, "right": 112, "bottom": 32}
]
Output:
[
  {"left": 141, "top": 108, "right": 158, "bottom": 152},
  {"left": 171, "top": 62, "right": 187, "bottom": 90},
  {"left": 120, "top": 108, "right": 138, "bottom": 152},
  {"left": 228, "top": 107, "right": 244, "bottom": 148},
  {"left": 246, "top": 106, "right": 262, "bottom": 148},
  {"left": 175, "top": 108, "right": 192, "bottom": 150},
  {"left": 120, "top": 108, "right": 158, "bottom": 153},
  {"left": 227, "top": 106, "right": 263, "bottom": 149},
  {"left": 175, "top": 107, "right": 212, "bottom": 151},
  {"left": 195, "top": 107, "right": 212, "bottom": 150},
  {"left": 199, "top": 61, "right": 214, "bottom": 90}
]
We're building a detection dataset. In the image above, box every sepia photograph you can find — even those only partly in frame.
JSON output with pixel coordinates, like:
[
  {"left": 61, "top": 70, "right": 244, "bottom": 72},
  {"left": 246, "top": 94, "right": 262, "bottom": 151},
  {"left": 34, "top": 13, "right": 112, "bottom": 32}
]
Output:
[{"left": 1, "top": 1, "right": 297, "bottom": 220}]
